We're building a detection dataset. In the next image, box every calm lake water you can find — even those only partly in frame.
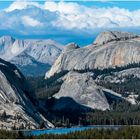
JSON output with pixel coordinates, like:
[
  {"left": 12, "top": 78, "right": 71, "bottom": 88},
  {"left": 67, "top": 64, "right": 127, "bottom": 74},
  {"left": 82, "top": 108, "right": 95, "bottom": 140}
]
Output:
[{"left": 23, "top": 125, "right": 121, "bottom": 136}]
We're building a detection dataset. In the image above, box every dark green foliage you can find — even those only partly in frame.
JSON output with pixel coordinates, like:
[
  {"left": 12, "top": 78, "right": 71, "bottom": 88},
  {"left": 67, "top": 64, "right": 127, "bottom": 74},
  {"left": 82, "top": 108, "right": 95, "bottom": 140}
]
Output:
[
  {"left": 26, "top": 70, "right": 68, "bottom": 99},
  {"left": 2, "top": 126, "right": 140, "bottom": 139},
  {"left": 26, "top": 62, "right": 140, "bottom": 127},
  {"left": 26, "top": 76, "right": 46, "bottom": 92},
  {"left": 46, "top": 101, "right": 140, "bottom": 126},
  {"left": 45, "top": 97, "right": 93, "bottom": 126},
  {"left": 26, "top": 76, "right": 47, "bottom": 99},
  {"left": 98, "top": 76, "right": 140, "bottom": 100},
  {"left": 0, "top": 130, "right": 23, "bottom": 139},
  {"left": 27, "top": 126, "right": 140, "bottom": 139},
  {"left": 83, "top": 110, "right": 140, "bottom": 125},
  {"left": 81, "top": 101, "right": 140, "bottom": 126},
  {"left": 26, "top": 62, "right": 140, "bottom": 100},
  {"left": 74, "top": 62, "right": 140, "bottom": 78},
  {"left": 45, "top": 70, "right": 69, "bottom": 85},
  {"left": 73, "top": 63, "right": 140, "bottom": 100}
]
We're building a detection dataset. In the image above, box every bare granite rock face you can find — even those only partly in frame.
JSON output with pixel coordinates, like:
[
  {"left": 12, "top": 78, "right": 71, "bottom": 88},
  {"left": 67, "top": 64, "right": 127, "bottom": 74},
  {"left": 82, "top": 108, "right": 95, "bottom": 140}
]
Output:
[
  {"left": 53, "top": 71, "right": 110, "bottom": 111},
  {"left": 0, "top": 58, "right": 53, "bottom": 130},
  {"left": 46, "top": 31, "right": 140, "bottom": 78},
  {"left": 63, "top": 43, "right": 80, "bottom": 52},
  {"left": 51, "top": 71, "right": 133, "bottom": 111},
  {"left": 45, "top": 31, "right": 140, "bottom": 111},
  {"left": 94, "top": 31, "right": 139, "bottom": 45},
  {"left": 0, "top": 36, "right": 63, "bottom": 76}
]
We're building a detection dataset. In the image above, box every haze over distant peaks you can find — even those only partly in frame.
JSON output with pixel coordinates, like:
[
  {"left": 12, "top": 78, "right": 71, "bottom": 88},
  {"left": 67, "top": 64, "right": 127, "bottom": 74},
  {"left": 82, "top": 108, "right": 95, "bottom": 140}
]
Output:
[{"left": 0, "top": 36, "right": 64, "bottom": 76}]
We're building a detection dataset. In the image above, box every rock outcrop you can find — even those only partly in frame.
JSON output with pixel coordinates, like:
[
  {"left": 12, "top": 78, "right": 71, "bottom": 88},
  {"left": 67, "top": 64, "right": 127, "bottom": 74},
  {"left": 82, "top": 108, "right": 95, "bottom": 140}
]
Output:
[
  {"left": 53, "top": 71, "right": 109, "bottom": 111},
  {"left": 0, "top": 58, "right": 53, "bottom": 130},
  {"left": 46, "top": 31, "right": 140, "bottom": 78},
  {"left": 63, "top": 43, "right": 80, "bottom": 52},
  {"left": 47, "top": 71, "right": 132, "bottom": 111},
  {"left": 45, "top": 31, "right": 140, "bottom": 111},
  {"left": 94, "top": 31, "right": 139, "bottom": 45}
]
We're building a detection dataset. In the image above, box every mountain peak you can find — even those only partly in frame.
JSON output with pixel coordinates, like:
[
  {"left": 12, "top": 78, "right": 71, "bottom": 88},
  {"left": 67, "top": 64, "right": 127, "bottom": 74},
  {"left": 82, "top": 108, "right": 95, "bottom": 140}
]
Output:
[
  {"left": 94, "top": 31, "right": 139, "bottom": 45},
  {"left": 0, "top": 35, "right": 15, "bottom": 42},
  {"left": 46, "top": 31, "right": 140, "bottom": 78},
  {"left": 64, "top": 42, "right": 80, "bottom": 52}
]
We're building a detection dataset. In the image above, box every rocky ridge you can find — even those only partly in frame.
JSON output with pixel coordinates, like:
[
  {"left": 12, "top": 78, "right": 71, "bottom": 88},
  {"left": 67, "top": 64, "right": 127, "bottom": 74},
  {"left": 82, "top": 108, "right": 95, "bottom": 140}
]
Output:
[
  {"left": 45, "top": 31, "right": 140, "bottom": 111},
  {"left": 46, "top": 31, "right": 140, "bottom": 79},
  {"left": 0, "top": 36, "right": 63, "bottom": 76},
  {"left": 0, "top": 58, "right": 53, "bottom": 129}
]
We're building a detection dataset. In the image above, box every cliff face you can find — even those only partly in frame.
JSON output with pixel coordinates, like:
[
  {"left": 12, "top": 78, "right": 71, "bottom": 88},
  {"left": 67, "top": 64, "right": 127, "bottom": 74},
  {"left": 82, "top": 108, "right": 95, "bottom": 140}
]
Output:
[
  {"left": 53, "top": 71, "right": 110, "bottom": 111},
  {"left": 46, "top": 31, "right": 140, "bottom": 78},
  {"left": 0, "top": 58, "right": 53, "bottom": 129},
  {"left": 44, "top": 31, "right": 140, "bottom": 112},
  {"left": 46, "top": 71, "right": 134, "bottom": 112}
]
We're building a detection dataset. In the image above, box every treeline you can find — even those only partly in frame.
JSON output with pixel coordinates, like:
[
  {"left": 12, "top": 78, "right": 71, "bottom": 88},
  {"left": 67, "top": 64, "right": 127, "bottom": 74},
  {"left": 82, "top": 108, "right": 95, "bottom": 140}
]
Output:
[
  {"left": 44, "top": 101, "right": 140, "bottom": 127},
  {"left": 26, "top": 76, "right": 48, "bottom": 99},
  {"left": 1, "top": 126, "right": 140, "bottom": 139},
  {"left": 0, "top": 126, "right": 140, "bottom": 139},
  {"left": 26, "top": 70, "right": 68, "bottom": 99},
  {"left": 98, "top": 76, "right": 140, "bottom": 100},
  {"left": 26, "top": 126, "right": 140, "bottom": 139},
  {"left": 84, "top": 111, "right": 140, "bottom": 125},
  {"left": 80, "top": 101, "right": 140, "bottom": 126},
  {"left": 74, "top": 62, "right": 140, "bottom": 79},
  {"left": 0, "top": 130, "right": 21, "bottom": 139},
  {"left": 25, "top": 62, "right": 140, "bottom": 126},
  {"left": 26, "top": 62, "right": 140, "bottom": 99}
]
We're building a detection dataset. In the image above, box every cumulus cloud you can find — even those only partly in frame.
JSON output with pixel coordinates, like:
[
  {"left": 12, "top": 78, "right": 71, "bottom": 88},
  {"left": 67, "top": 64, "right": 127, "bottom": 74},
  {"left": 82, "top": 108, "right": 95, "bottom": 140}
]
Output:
[
  {"left": 0, "top": 0, "right": 140, "bottom": 40},
  {"left": 5, "top": 0, "right": 42, "bottom": 12},
  {"left": 3, "top": 1, "right": 140, "bottom": 30},
  {"left": 22, "top": 16, "right": 43, "bottom": 27},
  {"left": 44, "top": 1, "right": 140, "bottom": 30},
  {"left": 44, "top": 1, "right": 81, "bottom": 14}
]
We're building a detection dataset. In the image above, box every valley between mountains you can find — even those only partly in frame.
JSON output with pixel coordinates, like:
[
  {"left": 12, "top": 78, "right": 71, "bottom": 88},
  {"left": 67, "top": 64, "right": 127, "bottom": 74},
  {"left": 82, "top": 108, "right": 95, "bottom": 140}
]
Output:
[{"left": 1, "top": 31, "right": 140, "bottom": 130}]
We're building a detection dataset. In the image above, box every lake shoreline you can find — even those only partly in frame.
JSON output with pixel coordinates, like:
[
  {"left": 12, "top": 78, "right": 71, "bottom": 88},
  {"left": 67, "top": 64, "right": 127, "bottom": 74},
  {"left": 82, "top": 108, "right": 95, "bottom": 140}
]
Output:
[{"left": 21, "top": 125, "right": 122, "bottom": 136}]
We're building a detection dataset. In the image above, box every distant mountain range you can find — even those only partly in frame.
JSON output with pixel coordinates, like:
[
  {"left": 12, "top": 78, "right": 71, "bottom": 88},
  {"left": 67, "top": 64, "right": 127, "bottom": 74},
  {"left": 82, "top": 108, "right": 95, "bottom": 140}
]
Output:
[
  {"left": 1, "top": 31, "right": 140, "bottom": 129},
  {"left": 0, "top": 36, "right": 63, "bottom": 76}
]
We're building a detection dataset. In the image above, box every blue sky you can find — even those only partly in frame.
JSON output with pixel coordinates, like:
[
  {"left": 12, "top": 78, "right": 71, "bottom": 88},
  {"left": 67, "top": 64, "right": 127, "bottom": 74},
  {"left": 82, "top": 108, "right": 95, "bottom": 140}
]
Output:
[
  {"left": 79, "top": 1, "right": 140, "bottom": 11},
  {"left": 1, "top": 1, "right": 140, "bottom": 11},
  {"left": 0, "top": 1, "right": 140, "bottom": 46}
]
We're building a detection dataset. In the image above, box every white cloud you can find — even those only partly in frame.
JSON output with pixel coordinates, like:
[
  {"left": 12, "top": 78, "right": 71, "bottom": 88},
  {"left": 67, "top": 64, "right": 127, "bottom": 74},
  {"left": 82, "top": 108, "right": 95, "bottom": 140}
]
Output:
[
  {"left": 5, "top": 0, "right": 43, "bottom": 12},
  {"left": 22, "top": 16, "right": 43, "bottom": 27},
  {"left": 1, "top": 1, "right": 140, "bottom": 34},
  {"left": 43, "top": 1, "right": 140, "bottom": 30},
  {"left": 44, "top": 1, "right": 81, "bottom": 14}
]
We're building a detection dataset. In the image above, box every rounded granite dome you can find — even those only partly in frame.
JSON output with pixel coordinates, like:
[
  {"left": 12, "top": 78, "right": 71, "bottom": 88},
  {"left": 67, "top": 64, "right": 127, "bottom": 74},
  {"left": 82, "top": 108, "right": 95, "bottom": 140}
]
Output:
[
  {"left": 94, "top": 31, "right": 139, "bottom": 45},
  {"left": 46, "top": 31, "right": 140, "bottom": 79}
]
